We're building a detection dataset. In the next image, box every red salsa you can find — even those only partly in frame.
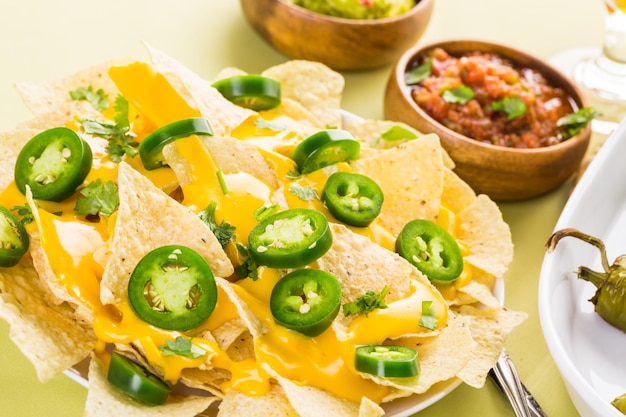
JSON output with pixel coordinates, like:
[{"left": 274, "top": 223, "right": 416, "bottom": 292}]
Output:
[{"left": 405, "top": 47, "right": 577, "bottom": 148}]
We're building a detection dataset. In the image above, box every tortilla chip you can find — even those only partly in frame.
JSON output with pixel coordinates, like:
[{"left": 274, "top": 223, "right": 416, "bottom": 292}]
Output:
[
  {"left": 145, "top": 43, "right": 253, "bottom": 136},
  {"left": 318, "top": 224, "right": 414, "bottom": 306},
  {"left": 456, "top": 195, "right": 514, "bottom": 278},
  {"left": 455, "top": 280, "right": 501, "bottom": 309},
  {"left": 262, "top": 60, "right": 344, "bottom": 129},
  {"left": 216, "top": 383, "right": 299, "bottom": 417},
  {"left": 100, "top": 162, "right": 233, "bottom": 305},
  {"left": 274, "top": 374, "right": 384, "bottom": 417},
  {"left": 84, "top": 355, "right": 217, "bottom": 417},
  {"left": 0, "top": 256, "right": 96, "bottom": 382},
  {"left": 352, "top": 134, "right": 445, "bottom": 234},
  {"left": 455, "top": 306, "right": 528, "bottom": 388},
  {"left": 15, "top": 58, "right": 130, "bottom": 115},
  {"left": 441, "top": 168, "right": 477, "bottom": 214},
  {"left": 344, "top": 118, "right": 422, "bottom": 149},
  {"left": 368, "top": 313, "right": 475, "bottom": 396}
]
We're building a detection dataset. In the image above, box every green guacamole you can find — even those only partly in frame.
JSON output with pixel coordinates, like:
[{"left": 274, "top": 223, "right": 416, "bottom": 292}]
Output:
[{"left": 290, "top": 0, "right": 416, "bottom": 20}]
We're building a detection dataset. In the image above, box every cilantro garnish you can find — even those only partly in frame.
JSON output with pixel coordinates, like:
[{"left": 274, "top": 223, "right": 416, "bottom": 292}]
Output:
[
  {"left": 159, "top": 336, "right": 206, "bottom": 359},
  {"left": 234, "top": 243, "right": 259, "bottom": 281},
  {"left": 74, "top": 179, "right": 120, "bottom": 216},
  {"left": 490, "top": 96, "right": 527, "bottom": 120},
  {"left": 69, "top": 86, "right": 110, "bottom": 112},
  {"left": 557, "top": 107, "right": 602, "bottom": 139},
  {"left": 442, "top": 85, "right": 475, "bottom": 104},
  {"left": 343, "top": 285, "right": 389, "bottom": 317},
  {"left": 11, "top": 204, "right": 34, "bottom": 225},
  {"left": 372, "top": 125, "right": 419, "bottom": 146},
  {"left": 419, "top": 300, "right": 438, "bottom": 330},
  {"left": 79, "top": 95, "right": 138, "bottom": 162},
  {"left": 288, "top": 184, "right": 318, "bottom": 201},
  {"left": 405, "top": 59, "right": 432, "bottom": 85},
  {"left": 198, "top": 201, "right": 236, "bottom": 248}
]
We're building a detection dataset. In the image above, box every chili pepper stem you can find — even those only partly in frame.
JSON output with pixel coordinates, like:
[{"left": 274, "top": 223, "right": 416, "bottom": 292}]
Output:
[
  {"left": 578, "top": 265, "right": 609, "bottom": 290},
  {"left": 546, "top": 228, "right": 611, "bottom": 272}
]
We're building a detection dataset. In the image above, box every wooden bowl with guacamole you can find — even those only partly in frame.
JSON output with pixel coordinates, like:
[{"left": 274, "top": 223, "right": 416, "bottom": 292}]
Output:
[{"left": 239, "top": 0, "right": 434, "bottom": 71}]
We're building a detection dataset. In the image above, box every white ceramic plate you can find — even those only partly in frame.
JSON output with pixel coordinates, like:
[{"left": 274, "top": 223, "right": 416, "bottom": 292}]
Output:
[
  {"left": 64, "top": 110, "right": 505, "bottom": 416},
  {"left": 539, "top": 118, "right": 626, "bottom": 417}
]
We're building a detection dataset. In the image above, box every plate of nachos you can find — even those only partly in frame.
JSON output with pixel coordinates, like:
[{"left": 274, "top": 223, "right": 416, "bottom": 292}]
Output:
[{"left": 0, "top": 42, "right": 526, "bottom": 417}]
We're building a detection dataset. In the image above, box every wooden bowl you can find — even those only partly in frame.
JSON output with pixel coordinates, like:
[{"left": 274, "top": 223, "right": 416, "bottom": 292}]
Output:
[
  {"left": 384, "top": 39, "right": 592, "bottom": 201},
  {"left": 239, "top": 0, "right": 434, "bottom": 71}
]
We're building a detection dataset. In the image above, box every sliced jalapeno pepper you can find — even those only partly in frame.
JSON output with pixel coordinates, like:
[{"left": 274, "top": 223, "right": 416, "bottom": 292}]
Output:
[
  {"left": 395, "top": 219, "right": 464, "bottom": 285},
  {"left": 270, "top": 269, "right": 342, "bottom": 337},
  {"left": 212, "top": 75, "right": 281, "bottom": 111},
  {"left": 291, "top": 129, "right": 360, "bottom": 175},
  {"left": 0, "top": 206, "right": 29, "bottom": 267},
  {"left": 139, "top": 118, "right": 213, "bottom": 170},
  {"left": 128, "top": 245, "right": 218, "bottom": 331},
  {"left": 322, "top": 172, "right": 384, "bottom": 227},
  {"left": 14, "top": 127, "right": 93, "bottom": 201},
  {"left": 248, "top": 208, "right": 332, "bottom": 269},
  {"left": 107, "top": 352, "right": 171, "bottom": 405},
  {"left": 354, "top": 345, "right": 419, "bottom": 378}
]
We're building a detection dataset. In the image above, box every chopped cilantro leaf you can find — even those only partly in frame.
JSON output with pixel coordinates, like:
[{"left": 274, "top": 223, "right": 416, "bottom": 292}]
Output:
[
  {"left": 442, "top": 85, "right": 475, "bottom": 104},
  {"left": 490, "top": 96, "right": 527, "bottom": 120},
  {"left": 198, "top": 201, "right": 236, "bottom": 248},
  {"left": 159, "top": 336, "right": 206, "bottom": 359},
  {"left": 10, "top": 204, "right": 34, "bottom": 225},
  {"left": 79, "top": 95, "right": 138, "bottom": 162},
  {"left": 419, "top": 300, "right": 438, "bottom": 330},
  {"left": 69, "top": 86, "right": 110, "bottom": 112},
  {"left": 234, "top": 243, "right": 259, "bottom": 280},
  {"left": 343, "top": 286, "right": 389, "bottom": 317},
  {"left": 372, "top": 125, "right": 419, "bottom": 146},
  {"left": 405, "top": 59, "right": 432, "bottom": 85},
  {"left": 288, "top": 184, "right": 318, "bottom": 201},
  {"left": 74, "top": 179, "right": 119, "bottom": 216},
  {"left": 557, "top": 107, "right": 602, "bottom": 139}
]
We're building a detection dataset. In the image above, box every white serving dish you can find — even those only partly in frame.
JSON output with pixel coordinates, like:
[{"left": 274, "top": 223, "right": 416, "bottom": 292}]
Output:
[{"left": 539, "top": 118, "right": 626, "bottom": 417}]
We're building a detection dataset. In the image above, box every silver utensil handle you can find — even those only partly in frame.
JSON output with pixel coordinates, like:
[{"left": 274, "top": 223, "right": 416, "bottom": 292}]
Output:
[{"left": 489, "top": 348, "right": 548, "bottom": 417}]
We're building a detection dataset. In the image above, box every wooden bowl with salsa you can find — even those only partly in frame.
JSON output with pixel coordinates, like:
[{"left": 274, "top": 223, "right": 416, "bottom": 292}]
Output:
[
  {"left": 239, "top": 0, "right": 434, "bottom": 71},
  {"left": 384, "top": 39, "right": 593, "bottom": 201}
]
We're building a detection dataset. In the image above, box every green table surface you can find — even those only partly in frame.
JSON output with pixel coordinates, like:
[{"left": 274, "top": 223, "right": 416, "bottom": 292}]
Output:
[{"left": 0, "top": 0, "right": 620, "bottom": 416}]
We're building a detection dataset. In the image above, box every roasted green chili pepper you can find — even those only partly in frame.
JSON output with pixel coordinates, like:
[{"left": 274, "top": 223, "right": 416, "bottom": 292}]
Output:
[{"left": 547, "top": 228, "right": 626, "bottom": 333}]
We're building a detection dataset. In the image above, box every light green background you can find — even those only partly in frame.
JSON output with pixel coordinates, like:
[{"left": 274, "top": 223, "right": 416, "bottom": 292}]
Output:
[{"left": 0, "top": 0, "right": 614, "bottom": 416}]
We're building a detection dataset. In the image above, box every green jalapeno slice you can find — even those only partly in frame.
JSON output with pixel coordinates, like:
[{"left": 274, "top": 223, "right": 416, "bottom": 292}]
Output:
[
  {"left": 14, "top": 127, "right": 93, "bottom": 201},
  {"left": 322, "top": 172, "right": 384, "bottom": 227},
  {"left": 0, "top": 206, "right": 29, "bottom": 268},
  {"left": 128, "top": 245, "right": 218, "bottom": 331},
  {"left": 107, "top": 352, "right": 171, "bottom": 405},
  {"left": 212, "top": 75, "right": 281, "bottom": 111},
  {"left": 270, "top": 269, "right": 341, "bottom": 337},
  {"left": 395, "top": 219, "right": 464, "bottom": 285},
  {"left": 291, "top": 129, "right": 360, "bottom": 174},
  {"left": 139, "top": 118, "right": 213, "bottom": 170},
  {"left": 354, "top": 345, "right": 419, "bottom": 378},
  {"left": 248, "top": 208, "right": 332, "bottom": 269}
]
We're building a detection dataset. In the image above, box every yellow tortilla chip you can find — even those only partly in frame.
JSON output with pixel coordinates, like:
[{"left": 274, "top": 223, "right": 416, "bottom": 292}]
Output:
[
  {"left": 368, "top": 313, "right": 475, "bottom": 396},
  {"left": 15, "top": 58, "right": 130, "bottom": 115},
  {"left": 456, "top": 194, "right": 514, "bottom": 278},
  {"left": 352, "top": 134, "right": 445, "bottom": 234},
  {"left": 274, "top": 374, "right": 384, "bottom": 417},
  {"left": 441, "top": 167, "right": 477, "bottom": 214},
  {"left": 216, "top": 383, "right": 299, "bottom": 417},
  {"left": 84, "top": 355, "right": 218, "bottom": 417},
  {"left": 100, "top": 162, "right": 233, "bottom": 305},
  {"left": 0, "top": 256, "right": 96, "bottom": 382},
  {"left": 262, "top": 60, "right": 344, "bottom": 129},
  {"left": 145, "top": 43, "right": 254, "bottom": 136},
  {"left": 455, "top": 305, "right": 528, "bottom": 388}
]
